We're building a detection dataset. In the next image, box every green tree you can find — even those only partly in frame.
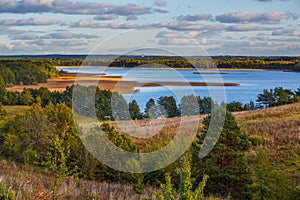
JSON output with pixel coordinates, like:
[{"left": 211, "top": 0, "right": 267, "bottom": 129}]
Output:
[
  {"left": 180, "top": 95, "right": 199, "bottom": 116},
  {"left": 191, "top": 110, "right": 252, "bottom": 198},
  {"left": 226, "top": 101, "right": 245, "bottom": 112},
  {"left": 95, "top": 88, "right": 112, "bottom": 119},
  {"left": 111, "top": 93, "right": 130, "bottom": 120},
  {"left": 144, "top": 98, "right": 156, "bottom": 118},
  {"left": 45, "top": 103, "right": 79, "bottom": 199},
  {"left": 256, "top": 89, "right": 275, "bottom": 108},
  {"left": 198, "top": 96, "right": 213, "bottom": 114},
  {"left": 129, "top": 100, "right": 142, "bottom": 120},
  {"left": 273, "top": 87, "right": 294, "bottom": 106},
  {"left": 155, "top": 154, "right": 209, "bottom": 200},
  {"left": 20, "top": 88, "right": 34, "bottom": 105},
  {"left": 0, "top": 76, "right": 7, "bottom": 103},
  {"left": 157, "top": 96, "right": 180, "bottom": 118},
  {"left": 0, "top": 65, "right": 15, "bottom": 86},
  {"left": 0, "top": 103, "right": 7, "bottom": 120}
]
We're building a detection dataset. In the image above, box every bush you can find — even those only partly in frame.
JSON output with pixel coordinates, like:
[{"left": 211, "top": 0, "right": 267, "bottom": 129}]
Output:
[{"left": 0, "top": 182, "right": 15, "bottom": 200}]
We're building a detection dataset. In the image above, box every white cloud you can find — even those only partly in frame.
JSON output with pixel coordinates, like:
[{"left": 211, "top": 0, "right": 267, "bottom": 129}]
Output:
[
  {"left": 94, "top": 14, "right": 119, "bottom": 21},
  {"left": 216, "top": 12, "right": 295, "bottom": 24},
  {"left": 272, "top": 29, "right": 300, "bottom": 37},
  {"left": 176, "top": 14, "right": 213, "bottom": 22},
  {"left": 226, "top": 24, "right": 280, "bottom": 32},
  {"left": 0, "top": 0, "right": 151, "bottom": 16},
  {"left": 0, "top": 18, "right": 59, "bottom": 26}
]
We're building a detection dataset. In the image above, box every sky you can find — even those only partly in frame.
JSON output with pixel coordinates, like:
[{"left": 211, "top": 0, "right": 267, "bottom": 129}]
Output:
[{"left": 0, "top": 0, "right": 299, "bottom": 56}]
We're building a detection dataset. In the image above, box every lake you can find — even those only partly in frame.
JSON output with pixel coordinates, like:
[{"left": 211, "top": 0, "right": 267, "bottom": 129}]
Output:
[{"left": 58, "top": 67, "right": 300, "bottom": 110}]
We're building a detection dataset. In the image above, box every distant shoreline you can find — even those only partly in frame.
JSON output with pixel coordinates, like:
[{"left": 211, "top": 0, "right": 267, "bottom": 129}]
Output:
[
  {"left": 6, "top": 71, "right": 240, "bottom": 94},
  {"left": 56, "top": 66, "right": 266, "bottom": 71}
]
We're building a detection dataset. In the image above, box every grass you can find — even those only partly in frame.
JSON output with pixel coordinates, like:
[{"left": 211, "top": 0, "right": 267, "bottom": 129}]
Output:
[
  {"left": 0, "top": 159, "right": 158, "bottom": 200},
  {"left": 235, "top": 103, "right": 300, "bottom": 190}
]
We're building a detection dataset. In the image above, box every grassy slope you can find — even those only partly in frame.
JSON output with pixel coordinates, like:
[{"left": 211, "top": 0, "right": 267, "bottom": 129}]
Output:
[
  {"left": 235, "top": 103, "right": 300, "bottom": 188},
  {"left": 0, "top": 104, "right": 299, "bottom": 199}
]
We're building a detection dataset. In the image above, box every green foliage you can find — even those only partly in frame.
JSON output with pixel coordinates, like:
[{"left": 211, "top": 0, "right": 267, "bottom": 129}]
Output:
[
  {"left": 144, "top": 98, "right": 157, "bottom": 118},
  {"left": 226, "top": 101, "right": 247, "bottom": 112},
  {"left": 0, "top": 76, "right": 6, "bottom": 103},
  {"left": 22, "top": 149, "right": 40, "bottom": 165},
  {"left": 191, "top": 110, "right": 252, "bottom": 199},
  {"left": 157, "top": 96, "right": 180, "bottom": 118},
  {"left": 20, "top": 89, "right": 34, "bottom": 106},
  {"left": 100, "top": 123, "right": 138, "bottom": 153},
  {"left": 155, "top": 173, "right": 176, "bottom": 200},
  {"left": 0, "top": 103, "right": 6, "bottom": 120},
  {"left": 111, "top": 93, "right": 130, "bottom": 120},
  {"left": 0, "top": 182, "right": 15, "bottom": 200},
  {"left": 180, "top": 95, "right": 199, "bottom": 116},
  {"left": 246, "top": 152, "right": 297, "bottom": 200},
  {"left": 155, "top": 154, "right": 209, "bottom": 200},
  {"left": 129, "top": 100, "right": 142, "bottom": 120},
  {"left": 256, "top": 87, "right": 295, "bottom": 108},
  {"left": 0, "top": 59, "right": 58, "bottom": 87}
]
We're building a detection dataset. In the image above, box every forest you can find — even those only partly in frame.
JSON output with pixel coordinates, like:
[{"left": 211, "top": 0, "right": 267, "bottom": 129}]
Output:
[
  {"left": 0, "top": 58, "right": 299, "bottom": 199},
  {"left": 52, "top": 55, "right": 300, "bottom": 71}
]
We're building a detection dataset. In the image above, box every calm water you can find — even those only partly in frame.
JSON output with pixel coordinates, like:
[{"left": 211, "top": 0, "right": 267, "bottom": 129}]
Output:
[{"left": 58, "top": 67, "right": 300, "bottom": 110}]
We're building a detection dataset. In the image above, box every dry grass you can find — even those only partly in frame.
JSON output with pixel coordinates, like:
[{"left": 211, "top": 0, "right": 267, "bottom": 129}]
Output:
[
  {"left": 235, "top": 103, "right": 300, "bottom": 148},
  {"left": 0, "top": 159, "right": 157, "bottom": 200},
  {"left": 111, "top": 116, "right": 204, "bottom": 152}
]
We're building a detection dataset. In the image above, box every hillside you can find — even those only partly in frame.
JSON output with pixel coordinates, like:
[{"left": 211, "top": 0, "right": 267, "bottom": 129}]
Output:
[{"left": 0, "top": 103, "right": 299, "bottom": 199}]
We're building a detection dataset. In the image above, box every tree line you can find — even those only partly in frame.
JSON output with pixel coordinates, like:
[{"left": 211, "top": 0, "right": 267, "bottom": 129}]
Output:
[
  {"left": 1, "top": 81, "right": 300, "bottom": 120},
  {"left": 19, "top": 56, "right": 299, "bottom": 70}
]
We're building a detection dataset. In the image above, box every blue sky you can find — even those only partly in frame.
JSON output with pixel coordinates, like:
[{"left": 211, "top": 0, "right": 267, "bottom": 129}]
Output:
[{"left": 0, "top": 0, "right": 299, "bottom": 56}]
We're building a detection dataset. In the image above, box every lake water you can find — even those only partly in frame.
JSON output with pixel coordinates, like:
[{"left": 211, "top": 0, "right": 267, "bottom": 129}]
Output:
[{"left": 58, "top": 67, "right": 300, "bottom": 110}]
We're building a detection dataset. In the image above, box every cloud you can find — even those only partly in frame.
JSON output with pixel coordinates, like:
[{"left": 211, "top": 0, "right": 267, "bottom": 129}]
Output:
[
  {"left": 160, "top": 21, "right": 225, "bottom": 31},
  {"left": 207, "top": 41, "right": 300, "bottom": 56},
  {"left": 154, "top": 0, "right": 167, "bottom": 7},
  {"left": 2, "top": 41, "right": 15, "bottom": 50},
  {"left": 272, "top": 29, "right": 300, "bottom": 37},
  {"left": 0, "top": 26, "right": 27, "bottom": 35},
  {"left": 156, "top": 30, "right": 185, "bottom": 39},
  {"left": 94, "top": 14, "right": 119, "bottom": 21},
  {"left": 12, "top": 33, "right": 40, "bottom": 40},
  {"left": 154, "top": 9, "right": 169, "bottom": 14},
  {"left": 176, "top": 14, "right": 213, "bottom": 22},
  {"left": 65, "top": 20, "right": 226, "bottom": 31},
  {"left": 243, "top": 35, "right": 300, "bottom": 43},
  {"left": 0, "top": 18, "right": 59, "bottom": 26},
  {"left": 45, "top": 32, "right": 99, "bottom": 39},
  {"left": 67, "top": 20, "right": 152, "bottom": 29},
  {"left": 226, "top": 24, "right": 280, "bottom": 32},
  {"left": 28, "top": 39, "right": 88, "bottom": 47},
  {"left": 0, "top": 0, "right": 151, "bottom": 16},
  {"left": 216, "top": 12, "right": 293, "bottom": 24},
  {"left": 126, "top": 16, "right": 138, "bottom": 21}
]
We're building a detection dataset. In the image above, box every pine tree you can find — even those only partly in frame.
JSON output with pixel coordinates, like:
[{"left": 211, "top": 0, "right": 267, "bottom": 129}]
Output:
[
  {"left": 192, "top": 110, "right": 252, "bottom": 198},
  {"left": 129, "top": 100, "right": 142, "bottom": 120}
]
